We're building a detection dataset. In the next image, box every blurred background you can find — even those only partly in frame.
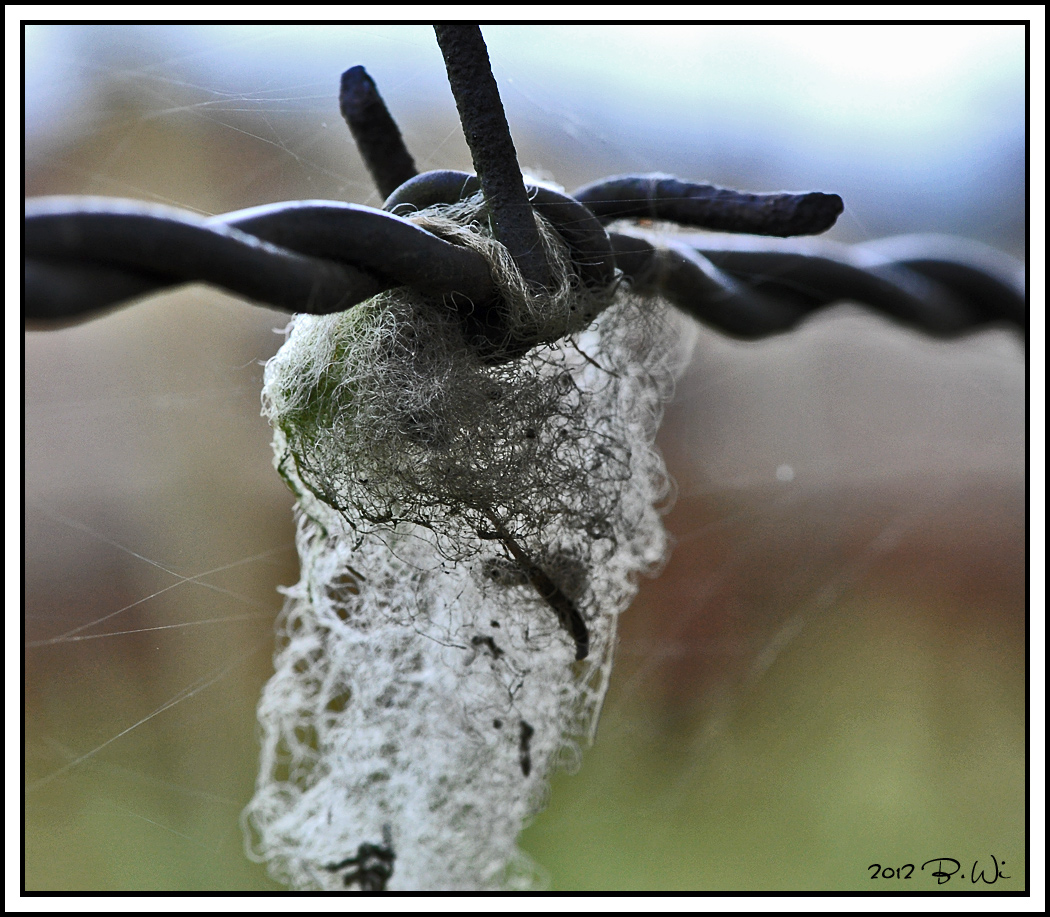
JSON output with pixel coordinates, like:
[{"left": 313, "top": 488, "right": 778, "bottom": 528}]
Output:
[{"left": 23, "top": 24, "right": 1027, "bottom": 891}]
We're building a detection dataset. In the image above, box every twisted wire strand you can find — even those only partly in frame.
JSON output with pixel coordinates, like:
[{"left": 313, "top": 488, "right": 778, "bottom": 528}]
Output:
[
  {"left": 23, "top": 185, "right": 1026, "bottom": 343},
  {"left": 24, "top": 195, "right": 495, "bottom": 324},
  {"left": 680, "top": 233, "right": 1027, "bottom": 338},
  {"left": 858, "top": 234, "right": 1028, "bottom": 329}
]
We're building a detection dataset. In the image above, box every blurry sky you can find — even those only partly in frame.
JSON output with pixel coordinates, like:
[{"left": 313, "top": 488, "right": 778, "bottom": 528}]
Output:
[{"left": 23, "top": 23, "right": 1026, "bottom": 247}]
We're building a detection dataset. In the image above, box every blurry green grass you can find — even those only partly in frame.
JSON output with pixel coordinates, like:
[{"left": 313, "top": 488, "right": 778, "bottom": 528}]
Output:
[
  {"left": 519, "top": 593, "right": 1025, "bottom": 892},
  {"left": 25, "top": 587, "right": 1024, "bottom": 891}
]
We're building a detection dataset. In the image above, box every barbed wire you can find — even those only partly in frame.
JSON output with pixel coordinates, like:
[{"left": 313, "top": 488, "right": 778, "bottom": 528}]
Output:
[
  {"left": 23, "top": 25, "right": 1026, "bottom": 348},
  {"left": 20, "top": 22, "right": 1028, "bottom": 896},
  {"left": 22, "top": 194, "right": 1027, "bottom": 344}
]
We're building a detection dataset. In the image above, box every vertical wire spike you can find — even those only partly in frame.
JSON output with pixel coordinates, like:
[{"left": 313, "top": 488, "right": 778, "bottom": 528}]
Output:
[
  {"left": 433, "top": 24, "right": 551, "bottom": 290},
  {"left": 340, "top": 66, "right": 419, "bottom": 199}
]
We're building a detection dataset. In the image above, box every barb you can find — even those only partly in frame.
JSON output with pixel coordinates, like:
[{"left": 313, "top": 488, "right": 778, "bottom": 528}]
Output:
[
  {"left": 383, "top": 169, "right": 482, "bottom": 213},
  {"left": 433, "top": 24, "right": 551, "bottom": 290},
  {"left": 575, "top": 174, "right": 844, "bottom": 237},
  {"left": 340, "top": 66, "right": 419, "bottom": 199}
]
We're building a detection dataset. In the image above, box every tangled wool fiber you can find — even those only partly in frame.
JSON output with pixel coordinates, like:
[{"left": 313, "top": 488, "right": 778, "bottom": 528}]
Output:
[{"left": 246, "top": 197, "right": 695, "bottom": 890}]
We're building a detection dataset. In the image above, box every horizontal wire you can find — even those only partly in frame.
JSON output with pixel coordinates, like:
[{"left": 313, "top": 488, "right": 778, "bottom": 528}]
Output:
[
  {"left": 858, "top": 234, "right": 1028, "bottom": 330},
  {"left": 698, "top": 245, "right": 968, "bottom": 333},
  {"left": 609, "top": 233, "right": 805, "bottom": 338},
  {"left": 23, "top": 196, "right": 495, "bottom": 324},
  {"left": 679, "top": 232, "right": 1027, "bottom": 339},
  {"left": 219, "top": 201, "right": 493, "bottom": 300},
  {"left": 25, "top": 201, "right": 381, "bottom": 323},
  {"left": 23, "top": 189, "right": 1025, "bottom": 345}
]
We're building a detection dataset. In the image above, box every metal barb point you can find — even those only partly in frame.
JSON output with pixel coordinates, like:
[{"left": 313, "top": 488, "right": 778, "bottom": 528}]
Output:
[
  {"left": 433, "top": 24, "right": 552, "bottom": 291},
  {"left": 340, "top": 66, "right": 419, "bottom": 199},
  {"left": 574, "top": 175, "right": 844, "bottom": 238}
]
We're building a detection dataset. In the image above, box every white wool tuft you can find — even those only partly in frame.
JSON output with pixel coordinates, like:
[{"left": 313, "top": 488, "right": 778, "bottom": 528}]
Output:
[{"left": 245, "top": 199, "right": 695, "bottom": 890}]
